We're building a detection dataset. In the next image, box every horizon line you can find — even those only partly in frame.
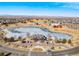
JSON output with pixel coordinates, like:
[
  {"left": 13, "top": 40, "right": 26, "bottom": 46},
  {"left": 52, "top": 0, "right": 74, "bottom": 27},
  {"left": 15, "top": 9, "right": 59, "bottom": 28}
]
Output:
[{"left": 0, "top": 14, "right": 79, "bottom": 17}]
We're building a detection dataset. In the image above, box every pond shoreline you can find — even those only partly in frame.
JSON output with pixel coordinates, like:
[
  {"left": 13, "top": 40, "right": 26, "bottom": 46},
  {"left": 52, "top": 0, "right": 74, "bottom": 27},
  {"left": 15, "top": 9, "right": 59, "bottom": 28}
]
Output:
[{"left": 4, "top": 26, "right": 72, "bottom": 40}]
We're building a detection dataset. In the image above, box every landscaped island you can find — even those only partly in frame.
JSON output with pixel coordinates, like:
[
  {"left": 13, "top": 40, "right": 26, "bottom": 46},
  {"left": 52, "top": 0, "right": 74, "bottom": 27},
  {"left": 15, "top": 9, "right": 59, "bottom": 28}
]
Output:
[{"left": 0, "top": 16, "right": 79, "bottom": 56}]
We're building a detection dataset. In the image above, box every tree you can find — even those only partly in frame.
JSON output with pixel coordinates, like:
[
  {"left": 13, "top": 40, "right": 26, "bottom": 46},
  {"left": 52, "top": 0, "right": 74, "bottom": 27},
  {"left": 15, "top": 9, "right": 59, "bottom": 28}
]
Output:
[
  {"left": 55, "top": 39, "right": 61, "bottom": 43},
  {"left": 18, "top": 36, "right": 22, "bottom": 41},
  {"left": 62, "top": 39, "right": 67, "bottom": 44},
  {"left": 4, "top": 37, "right": 15, "bottom": 42},
  {"left": 68, "top": 39, "right": 72, "bottom": 44},
  {"left": 5, "top": 37, "right": 15, "bottom": 42},
  {"left": 22, "top": 40, "right": 26, "bottom": 43},
  {"left": 31, "top": 34, "right": 47, "bottom": 42},
  {"left": 10, "top": 37, "right": 15, "bottom": 42},
  {"left": 4, "top": 37, "right": 8, "bottom": 42}
]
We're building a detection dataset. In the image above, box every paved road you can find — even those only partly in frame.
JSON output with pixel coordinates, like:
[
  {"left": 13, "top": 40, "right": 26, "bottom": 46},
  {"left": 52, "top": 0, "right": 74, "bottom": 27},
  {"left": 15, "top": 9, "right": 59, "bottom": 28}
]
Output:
[
  {"left": 0, "top": 45, "right": 51, "bottom": 56},
  {"left": 0, "top": 45, "right": 79, "bottom": 56},
  {"left": 0, "top": 45, "right": 29, "bottom": 56}
]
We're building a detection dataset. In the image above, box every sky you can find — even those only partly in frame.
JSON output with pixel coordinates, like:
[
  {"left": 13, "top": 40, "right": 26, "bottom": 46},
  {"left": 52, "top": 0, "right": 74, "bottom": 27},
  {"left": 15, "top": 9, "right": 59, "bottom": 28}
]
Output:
[{"left": 0, "top": 2, "right": 79, "bottom": 17}]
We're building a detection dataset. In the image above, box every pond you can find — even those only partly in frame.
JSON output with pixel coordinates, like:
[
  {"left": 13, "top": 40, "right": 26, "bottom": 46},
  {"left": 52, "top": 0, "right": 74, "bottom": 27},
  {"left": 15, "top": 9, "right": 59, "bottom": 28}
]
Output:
[{"left": 4, "top": 26, "right": 72, "bottom": 40}]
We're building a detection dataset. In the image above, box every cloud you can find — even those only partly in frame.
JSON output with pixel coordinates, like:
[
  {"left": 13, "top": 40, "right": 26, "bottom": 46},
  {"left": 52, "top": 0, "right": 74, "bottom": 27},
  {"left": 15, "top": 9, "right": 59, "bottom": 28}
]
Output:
[{"left": 59, "top": 3, "right": 79, "bottom": 9}]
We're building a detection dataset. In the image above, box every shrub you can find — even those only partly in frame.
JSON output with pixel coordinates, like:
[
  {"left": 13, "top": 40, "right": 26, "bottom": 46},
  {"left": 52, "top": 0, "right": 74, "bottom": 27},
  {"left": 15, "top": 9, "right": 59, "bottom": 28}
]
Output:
[
  {"left": 51, "top": 46, "right": 55, "bottom": 50},
  {"left": 68, "top": 39, "right": 72, "bottom": 44},
  {"left": 0, "top": 52, "right": 4, "bottom": 56}
]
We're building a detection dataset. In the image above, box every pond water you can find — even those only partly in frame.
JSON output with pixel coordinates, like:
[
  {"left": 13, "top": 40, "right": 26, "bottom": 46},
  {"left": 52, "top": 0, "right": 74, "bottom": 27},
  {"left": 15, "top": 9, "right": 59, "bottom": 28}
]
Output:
[{"left": 4, "top": 26, "right": 72, "bottom": 40}]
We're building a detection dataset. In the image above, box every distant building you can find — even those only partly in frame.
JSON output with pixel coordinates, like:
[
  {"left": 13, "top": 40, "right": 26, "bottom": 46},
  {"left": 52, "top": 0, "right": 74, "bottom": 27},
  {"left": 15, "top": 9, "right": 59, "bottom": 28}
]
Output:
[
  {"left": 51, "top": 22, "right": 60, "bottom": 26},
  {"left": 51, "top": 22, "right": 62, "bottom": 28}
]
